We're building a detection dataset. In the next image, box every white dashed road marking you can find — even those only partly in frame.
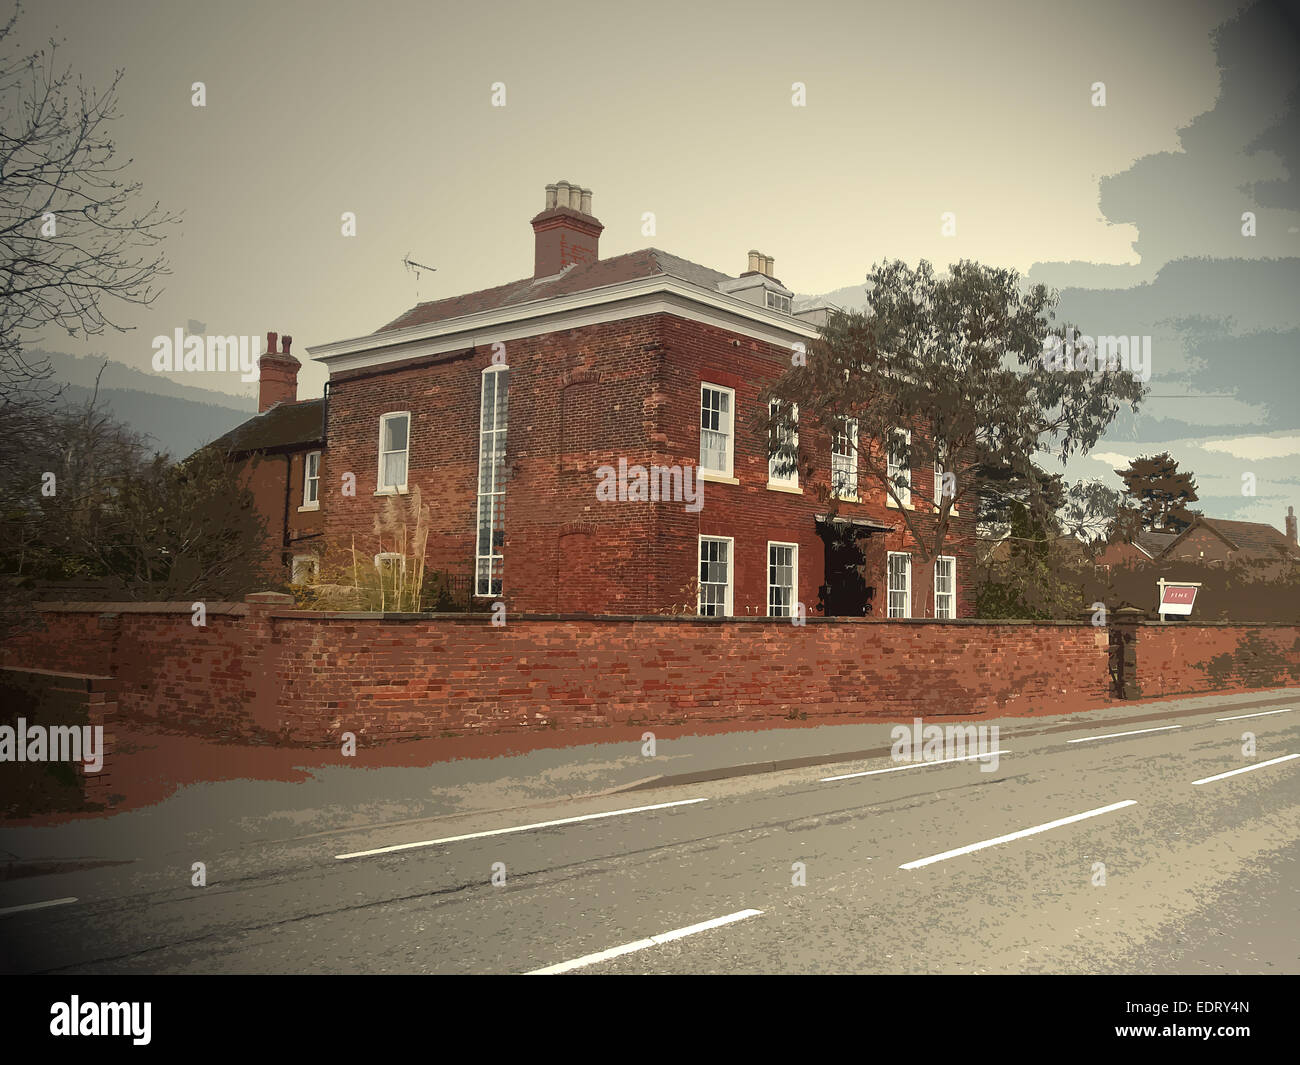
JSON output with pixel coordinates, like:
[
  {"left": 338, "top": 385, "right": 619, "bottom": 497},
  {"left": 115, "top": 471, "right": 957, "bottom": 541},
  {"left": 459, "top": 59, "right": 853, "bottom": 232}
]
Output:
[
  {"left": 526, "top": 908, "right": 764, "bottom": 974},
  {"left": 900, "top": 800, "right": 1138, "bottom": 870}
]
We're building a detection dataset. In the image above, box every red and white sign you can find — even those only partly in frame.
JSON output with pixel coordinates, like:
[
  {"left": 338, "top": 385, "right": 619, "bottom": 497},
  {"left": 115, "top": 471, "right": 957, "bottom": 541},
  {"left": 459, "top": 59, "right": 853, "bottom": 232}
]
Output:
[{"left": 1159, "top": 584, "right": 1198, "bottom": 615}]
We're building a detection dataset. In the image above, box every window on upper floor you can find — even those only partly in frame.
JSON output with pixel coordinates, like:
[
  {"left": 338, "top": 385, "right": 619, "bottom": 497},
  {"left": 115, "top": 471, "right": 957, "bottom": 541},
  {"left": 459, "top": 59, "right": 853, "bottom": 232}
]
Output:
[
  {"left": 831, "top": 418, "right": 859, "bottom": 500},
  {"left": 887, "top": 428, "right": 911, "bottom": 507},
  {"left": 765, "top": 290, "right": 793, "bottom": 315},
  {"left": 767, "top": 400, "right": 798, "bottom": 488},
  {"left": 700, "top": 384, "right": 735, "bottom": 477},
  {"left": 378, "top": 413, "right": 409, "bottom": 493},
  {"left": 302, "top": 451, "right": 321, "bottom": 508}
]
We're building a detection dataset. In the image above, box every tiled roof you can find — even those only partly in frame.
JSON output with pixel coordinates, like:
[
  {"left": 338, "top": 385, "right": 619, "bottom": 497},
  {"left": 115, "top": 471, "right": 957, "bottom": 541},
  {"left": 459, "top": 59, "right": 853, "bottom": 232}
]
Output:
[
  {"left": 1135, "top": 530, "right": 1179, "bottom": 557},
  {"left": 376, "top": 249, "right": 734, "bottom": 333},
  {"left": 207, "top": 398, "right": 325, "bottom": 455},
  {"left": 1199, "top": 518, "right": 1300, "bottom": 560}
]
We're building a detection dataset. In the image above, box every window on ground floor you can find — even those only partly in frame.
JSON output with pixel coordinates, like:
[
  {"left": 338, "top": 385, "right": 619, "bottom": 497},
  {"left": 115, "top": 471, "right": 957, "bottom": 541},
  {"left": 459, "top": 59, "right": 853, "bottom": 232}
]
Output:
[
  {"left": 768, "top": 542, "right": 797, "bottom": 617},
  {"left": 698, "top": 536, "right": 733, "bottom": 617},
  {"left": 887, "top": 551, "right": 911, "bottom": 618},
  {"left": 934, "top": 555, "right": 956, "bottom": 618}
]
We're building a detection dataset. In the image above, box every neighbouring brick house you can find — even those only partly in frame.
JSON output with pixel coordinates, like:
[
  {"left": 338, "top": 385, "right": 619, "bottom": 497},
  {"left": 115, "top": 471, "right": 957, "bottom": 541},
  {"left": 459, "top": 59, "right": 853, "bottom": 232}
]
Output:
[
  {"left": 1096, "top": 509, "right": 1300, "bottom": 576},
  {"left": 235, "top": 181, "right": 975, "bottom": 617},
  {"left": 208, "top": 333, "right": 325, "bottom": 584}
]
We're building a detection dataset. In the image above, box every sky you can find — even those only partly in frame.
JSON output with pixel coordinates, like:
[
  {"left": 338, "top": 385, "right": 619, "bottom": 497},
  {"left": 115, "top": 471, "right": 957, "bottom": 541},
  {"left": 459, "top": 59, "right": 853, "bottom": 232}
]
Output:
[{"left": 14, "top": 0, "right": 1300, "bottom": 526}]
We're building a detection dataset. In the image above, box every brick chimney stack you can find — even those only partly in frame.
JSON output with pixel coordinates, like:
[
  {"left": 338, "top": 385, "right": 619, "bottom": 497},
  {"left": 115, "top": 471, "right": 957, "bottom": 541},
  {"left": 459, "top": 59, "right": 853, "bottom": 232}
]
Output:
[
  {"left": 258, "top": 330, "right": 300, "bottom": 412},
  {"left": 1287, "top": 505, "right": 1297, "bottom": 546},
  {"left": 531, "top": 179, "right": 602, "bottom": 279}
]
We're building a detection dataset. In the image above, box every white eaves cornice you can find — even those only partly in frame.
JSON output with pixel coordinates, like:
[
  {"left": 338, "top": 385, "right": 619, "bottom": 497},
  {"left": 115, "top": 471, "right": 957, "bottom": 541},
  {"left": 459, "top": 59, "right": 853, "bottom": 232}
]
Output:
[{"left": 306, "top": 275, "right": 821, "bottom": 375}]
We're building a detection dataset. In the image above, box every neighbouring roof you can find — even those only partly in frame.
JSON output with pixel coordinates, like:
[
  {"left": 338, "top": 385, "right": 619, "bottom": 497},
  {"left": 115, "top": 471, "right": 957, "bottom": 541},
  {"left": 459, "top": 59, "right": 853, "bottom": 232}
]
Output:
[
  {"left": 207, "top": 398, "right": 325, "bottom": 456},
  {"left": 376, "top": 249, "right": 734, "bottom": 333},
  {"left": 1192, "top": 517, "right": 1300, "bottom": 560},
  {"left": 1135, "top": 530, "right": 1180, "bottom": 557}
]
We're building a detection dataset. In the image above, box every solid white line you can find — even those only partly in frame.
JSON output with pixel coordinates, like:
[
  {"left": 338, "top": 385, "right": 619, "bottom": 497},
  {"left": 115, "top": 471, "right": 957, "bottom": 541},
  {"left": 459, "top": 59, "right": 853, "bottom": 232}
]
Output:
[
  {"left": 1216, "top": 708, "right": 1295, "bottom": 722},
  {"left": 525, "top": 908, "right": 764, "bottom": 974},
  {"left": 821, "top": 750, "right": 1011, "bottom": 782},
  {"left": 1067, "top": 725, "right": 1181, "bottom": 743},
  {"left": 900, "top": 800, "right": 1138, "bottom": 870},
  {"left": 1192, "top": 753, "right": 1300, "bottom": 786},
  {"left": 0, "top": 896, "right": 78, "bottom": 917},
  {"left": 334, "top": 797, "right": 708, "bottom": 860}
]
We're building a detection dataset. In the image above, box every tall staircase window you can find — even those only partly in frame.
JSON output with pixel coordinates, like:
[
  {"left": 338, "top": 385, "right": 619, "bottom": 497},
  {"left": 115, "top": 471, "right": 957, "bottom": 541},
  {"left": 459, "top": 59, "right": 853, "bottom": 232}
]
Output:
[{"left": 475, "top": 365, "right": 509, "bottom": 596}]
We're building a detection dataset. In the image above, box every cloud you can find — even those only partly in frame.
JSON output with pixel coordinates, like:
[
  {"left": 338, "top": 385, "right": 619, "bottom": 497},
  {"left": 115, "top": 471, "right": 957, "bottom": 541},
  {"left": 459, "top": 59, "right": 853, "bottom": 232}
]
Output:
[{"left": 1201, "top": 434, "right": 1300, "bottom": 459}]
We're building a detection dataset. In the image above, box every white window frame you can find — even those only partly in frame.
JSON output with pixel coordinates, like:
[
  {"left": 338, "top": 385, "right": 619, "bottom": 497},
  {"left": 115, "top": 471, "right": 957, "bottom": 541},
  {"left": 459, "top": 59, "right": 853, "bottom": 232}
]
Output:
[
  {"left": 697, "top": 535, "right": 734, "bottom": 617},
  {"left": 767, "top": 400, "right": 799, "bottom": 489},
  {"left": 699, "top": 383, "right": 735, "bottom": 479},
  {"left": 765, "top": 290, "right": 792, "bottom": 314},
  {"left": 475, "top": 365, "right": 509, "bottom": 598},
  {"left": 934, "top": 555, "right": 957, "bottom": 619},
  {"left": 831, "top": 418, "right": 859, "bottom": 501},
  {"left": 767, "top": 541, "right": 798, "bottom": 617},
  {"left": 377, "top": 411, "right": 410, "bottom": 494},
  {"left": 300, "top": 450, "right": 321, "bottom": 510},
  {"left": 887, "top": 428, "right": 911, "bottom": 508},
  {"left": 887, "top": 551, "right": 912, "bottom": 619},
  {"left": 291, "top": 554, "right": 319, "bottom": 584},
  {"left": 374, "top": 551, "right": 405, "bottom": 574},
  {"left": 933, "top": 439, "right": 957, "bottom": 514}
]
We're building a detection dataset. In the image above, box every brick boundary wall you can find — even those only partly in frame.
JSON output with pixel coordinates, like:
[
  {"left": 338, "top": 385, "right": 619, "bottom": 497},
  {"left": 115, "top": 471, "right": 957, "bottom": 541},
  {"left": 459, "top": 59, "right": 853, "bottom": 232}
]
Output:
[
  {"left": 1133, "top": 622, "right": 1300, "bottom": 699},
  {"left": 0, "top": 665, "right": 118, "bottom": 804},
  {"left": 4, "top": 600, "right": 1300, "bottom": 745}
]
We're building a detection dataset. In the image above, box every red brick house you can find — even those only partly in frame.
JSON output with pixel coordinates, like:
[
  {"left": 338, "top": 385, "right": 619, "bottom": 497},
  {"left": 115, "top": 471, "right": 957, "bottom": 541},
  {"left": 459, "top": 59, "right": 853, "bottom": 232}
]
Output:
[
  {"left": 209, "top": 332, "right": 325, "bottom": 584},
  {"left": 1097, "top": 510, "right": 1300, "bottom": 574},
  {"left": 1161, "top": 510, "right": 1300, "bottom": 574},
  {"left": 285, "top": 180, "right": 974, "bottom": 618}
]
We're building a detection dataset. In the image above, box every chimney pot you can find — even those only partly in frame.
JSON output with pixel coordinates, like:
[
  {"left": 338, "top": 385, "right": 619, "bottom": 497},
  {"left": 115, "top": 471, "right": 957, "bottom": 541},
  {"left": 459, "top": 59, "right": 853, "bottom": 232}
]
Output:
[
  {"left": 532, "top": 180, "right": 602, "bottom": 278},
  {"left": 747, "top": 250, "right": 762, "bottom": 273},
  {"left": 257, "top": 330, "right": 300, "bottom": 412},
  {"left": 763, "top": 255, "right": 775, "bottom": 276},
  {"left": 1287, "top": 505, "right": 1297, "bottom": 546},
  {"left": 282, "top": 335, "right": 292, "bottom": 355}
]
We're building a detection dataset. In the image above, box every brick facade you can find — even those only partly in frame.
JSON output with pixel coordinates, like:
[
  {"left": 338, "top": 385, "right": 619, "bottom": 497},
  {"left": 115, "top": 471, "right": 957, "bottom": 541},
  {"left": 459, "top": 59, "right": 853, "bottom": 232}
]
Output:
[{"left": 318, "top": 311, "right": 976, "bottom": 618}]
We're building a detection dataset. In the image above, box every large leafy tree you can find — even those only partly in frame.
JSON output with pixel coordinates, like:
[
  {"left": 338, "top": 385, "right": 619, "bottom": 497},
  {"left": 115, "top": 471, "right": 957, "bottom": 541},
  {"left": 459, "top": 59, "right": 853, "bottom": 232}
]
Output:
[
  {"left": 1115, "top": 451, "right": 1200, "bottom": 533},
  {"left": 760, "top": 259, "right": 1147, "bottom": 610}
]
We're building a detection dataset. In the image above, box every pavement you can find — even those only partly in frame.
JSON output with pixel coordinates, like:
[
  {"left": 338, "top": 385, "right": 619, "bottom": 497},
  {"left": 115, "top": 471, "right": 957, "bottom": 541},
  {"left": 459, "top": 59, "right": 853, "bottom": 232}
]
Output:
[{"left": 1, "top": 686, "right": 1298, "bottom": 973}]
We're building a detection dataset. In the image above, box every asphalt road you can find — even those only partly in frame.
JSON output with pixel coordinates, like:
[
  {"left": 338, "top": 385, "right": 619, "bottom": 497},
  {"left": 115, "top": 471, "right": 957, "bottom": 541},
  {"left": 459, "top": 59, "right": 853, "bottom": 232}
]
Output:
[{"left": 2, "top": 696, "right": 1298, "bottom": 974}]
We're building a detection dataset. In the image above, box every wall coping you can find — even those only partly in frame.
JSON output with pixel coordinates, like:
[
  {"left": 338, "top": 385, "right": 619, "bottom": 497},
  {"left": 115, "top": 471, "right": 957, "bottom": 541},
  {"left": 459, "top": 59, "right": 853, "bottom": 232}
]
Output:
[
  {"left": 33, "top": 601, "right": 249, "bottom": 616},
  {"left": 0, "top": 664, "right": 117, "bottom": 690},
  {"left": 262, "top": 610, "right": 1098, "bottom": 627},
  {"left": 1135, "top": 620, "right": 1300, "bottom": 629},
  {"left": 21, "top": 602, "right": 1300, "bottom": 629}
]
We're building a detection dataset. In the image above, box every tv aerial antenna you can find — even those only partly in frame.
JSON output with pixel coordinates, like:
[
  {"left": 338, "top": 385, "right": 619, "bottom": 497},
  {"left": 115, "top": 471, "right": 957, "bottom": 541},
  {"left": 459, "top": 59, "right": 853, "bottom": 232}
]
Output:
[{"left": 402, "top": 255, "right": 437, "bottom": 300}]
